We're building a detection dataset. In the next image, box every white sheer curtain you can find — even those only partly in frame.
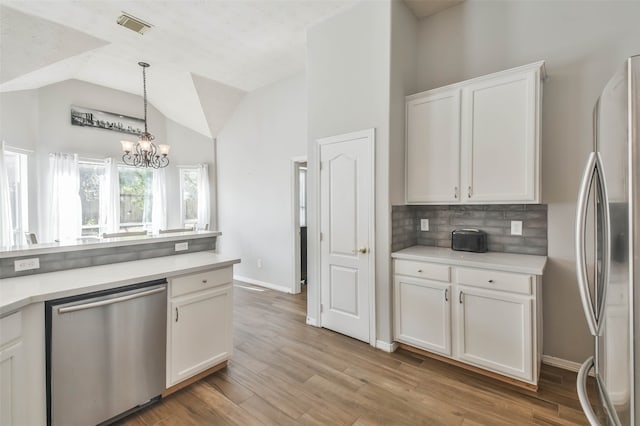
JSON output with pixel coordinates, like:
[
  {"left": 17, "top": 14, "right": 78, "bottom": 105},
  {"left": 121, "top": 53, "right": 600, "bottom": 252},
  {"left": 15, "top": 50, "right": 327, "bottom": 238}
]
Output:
[
  {"left": 151, "top": 167, "right": 167, "bottom": 233},
  {"left": 99, "top": 158, "right": 120, "bottom": 235},
  {"left": 197, "top": 163, "right": 210, "bottom": 230},
  {"left": 0, "top": 142, "right": 14, "bottom": 246},
  {"left": 46, "top": 153, "right": 81, "bottom": 242}
]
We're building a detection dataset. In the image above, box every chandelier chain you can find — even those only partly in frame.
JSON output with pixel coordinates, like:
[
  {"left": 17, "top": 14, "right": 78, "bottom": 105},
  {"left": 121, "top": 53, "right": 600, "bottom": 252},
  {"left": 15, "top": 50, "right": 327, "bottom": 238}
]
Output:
[{"left": 142, "top": 65, "right": 148, "bottom": 134}]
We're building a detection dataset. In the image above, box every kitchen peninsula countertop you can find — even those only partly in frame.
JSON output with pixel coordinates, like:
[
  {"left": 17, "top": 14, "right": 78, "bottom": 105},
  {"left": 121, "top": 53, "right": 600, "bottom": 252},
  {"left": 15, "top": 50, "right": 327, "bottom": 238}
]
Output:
[
  {"left": 392, "top": 246, "right": 547, "bottom": 275},
  {"left": 0, "top": 230, "right": 221, "bottom": 259},
  {"left": 0, "top": 251, "right": 240, "bottom": 316}
]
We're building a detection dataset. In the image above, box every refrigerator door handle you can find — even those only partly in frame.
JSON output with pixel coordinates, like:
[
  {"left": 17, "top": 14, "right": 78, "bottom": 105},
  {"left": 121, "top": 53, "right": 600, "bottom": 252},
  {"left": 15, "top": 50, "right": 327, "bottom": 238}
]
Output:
[
  {"left": 593, "top": 152, "right": 611, "bottom": 333},
  {"left": 577, "top": 357, "right": 600, "bottom": 426},
  {"left": 576, "top": 152, "right": 599, "bottom": 336}
]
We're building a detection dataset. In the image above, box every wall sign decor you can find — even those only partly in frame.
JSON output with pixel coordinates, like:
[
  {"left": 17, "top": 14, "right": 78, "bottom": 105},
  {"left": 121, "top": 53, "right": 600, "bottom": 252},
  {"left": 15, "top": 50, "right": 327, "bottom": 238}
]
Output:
[{"left": 70, "top": 105, "right": 144, "bottom": 136}]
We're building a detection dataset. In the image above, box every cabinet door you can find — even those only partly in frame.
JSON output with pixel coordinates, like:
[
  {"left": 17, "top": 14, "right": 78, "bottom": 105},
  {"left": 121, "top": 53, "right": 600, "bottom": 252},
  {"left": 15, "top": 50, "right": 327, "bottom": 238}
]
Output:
[
  {"left": 406, "top": 90, "right": 461, "bottom": 203},
  {"left": 394, "top": 276, "right": 451, "bottom": 356},
  {"left": 168, "top": 285, "right": 232, "bottom": 386},
  {"left": 0, "top": 341, "right": 25, "bottom": 426},
  {"left": 461, "top": 69, "right": 539, "bottom": 203},
  {"left": 456, "top": 286, "right": 533, "bottom": 381}
]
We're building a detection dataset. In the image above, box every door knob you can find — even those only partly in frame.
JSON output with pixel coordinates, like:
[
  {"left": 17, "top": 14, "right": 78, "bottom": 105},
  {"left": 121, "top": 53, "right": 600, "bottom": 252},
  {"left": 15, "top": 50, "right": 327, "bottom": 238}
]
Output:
[{"left": 358, "top": 247, "right": 368, "bottom": 254}]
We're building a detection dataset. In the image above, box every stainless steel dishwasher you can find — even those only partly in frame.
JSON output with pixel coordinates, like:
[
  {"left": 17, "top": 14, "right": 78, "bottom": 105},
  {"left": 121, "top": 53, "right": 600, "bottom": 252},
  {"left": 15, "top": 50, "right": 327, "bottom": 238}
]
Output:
[{"left": 46, "top": 279, "right": 167, "bottom": 426}]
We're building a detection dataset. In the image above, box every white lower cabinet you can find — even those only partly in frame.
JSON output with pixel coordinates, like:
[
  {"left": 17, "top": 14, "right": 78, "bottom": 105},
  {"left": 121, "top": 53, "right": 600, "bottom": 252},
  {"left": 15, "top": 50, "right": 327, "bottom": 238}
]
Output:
[
  {"left": 393, "top": 257, "right": 541, "bottom": 387},
  {"left": 167, "top": 267, "right": 233, "bottom": 387},
  {"left": 394, "top": 276, "right": 451, "bottom": 356},
  {"left": 0, "top": 312, "right": 25, "bottom": 426},
  {"left": 456, "top": 286, "right": 533, "bottom": 381}
]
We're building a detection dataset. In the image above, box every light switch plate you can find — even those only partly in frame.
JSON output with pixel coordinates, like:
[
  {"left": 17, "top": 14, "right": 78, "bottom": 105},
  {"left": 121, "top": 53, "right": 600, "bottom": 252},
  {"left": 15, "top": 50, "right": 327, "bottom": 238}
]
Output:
[
  {"left": 511, "top": 220, "right": 523, "bottom": 236},
  {"left": 175, "top": 242, "right": 188, "bottom": 251},
  {"left": 15, "top": 257, "right": 40, "bottom": 271},
  {"left": 420, "top": 219, "right": 429, "bottom": 232}
]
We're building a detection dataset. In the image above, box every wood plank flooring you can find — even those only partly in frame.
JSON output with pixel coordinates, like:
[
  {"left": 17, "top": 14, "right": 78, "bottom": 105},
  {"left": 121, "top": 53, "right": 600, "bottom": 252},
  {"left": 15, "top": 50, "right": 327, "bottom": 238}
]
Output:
[{"left": 119, "top": 282, "right": 596, "bottom": 425}]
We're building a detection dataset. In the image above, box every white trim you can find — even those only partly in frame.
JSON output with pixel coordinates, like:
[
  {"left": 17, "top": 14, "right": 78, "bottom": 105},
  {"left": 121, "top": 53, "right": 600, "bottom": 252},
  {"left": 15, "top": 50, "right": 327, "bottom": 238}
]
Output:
[
  {"left": 306, "top": 316, "right": 320, "bottom": 327},
  {"left": 233, "top": 275, "right": 292, "bottom": 294},
  {"left": 3, "top": 144, "right": 34, "bottom": 154},
  {"left": 316, "top": 128, "right": 376, "bottom": 347},
  {"left": 375, "top": 340, "right": 398, "bottom": 353},
  {"left": 542, "top": 355, "right": 594, "bottom": 376}
]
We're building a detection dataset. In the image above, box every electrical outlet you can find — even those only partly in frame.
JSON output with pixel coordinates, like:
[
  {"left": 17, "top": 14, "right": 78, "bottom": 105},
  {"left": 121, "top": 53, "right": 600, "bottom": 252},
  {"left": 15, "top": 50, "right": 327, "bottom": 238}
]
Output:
[
  {"left": 175, "top": 242, "right": 188, "bottom": 251},
  {"left": 257, "top": 258, "right": 263, "bottom": 269},
  {"left": 15, "top": 257, "right": 40, "bottom": 272},
  {"left": 420, "top": 219, "right": 429, "bottom": 232},
  {"left": 511, "top": 220, "right": 523, "bottom": 236}
]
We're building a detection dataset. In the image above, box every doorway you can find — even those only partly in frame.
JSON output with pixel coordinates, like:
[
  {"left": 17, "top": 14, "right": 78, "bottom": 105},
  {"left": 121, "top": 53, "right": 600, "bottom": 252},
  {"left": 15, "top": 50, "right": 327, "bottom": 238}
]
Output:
[{"left": 291, "top": 157, "right": 307, "bottom": 294}]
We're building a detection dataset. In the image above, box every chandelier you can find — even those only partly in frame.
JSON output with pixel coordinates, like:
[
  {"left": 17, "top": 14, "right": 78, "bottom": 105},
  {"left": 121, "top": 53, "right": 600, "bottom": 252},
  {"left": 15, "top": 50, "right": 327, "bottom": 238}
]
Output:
[{"left": 120, "top": 62, "right": 170, "bottom": 168}]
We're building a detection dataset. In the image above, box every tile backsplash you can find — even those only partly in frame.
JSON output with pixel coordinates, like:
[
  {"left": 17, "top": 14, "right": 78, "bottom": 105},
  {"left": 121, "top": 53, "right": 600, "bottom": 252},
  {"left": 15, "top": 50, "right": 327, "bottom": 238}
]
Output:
[
  {"left": 0, "top": 236, "right": 217, "bottom": 279},
  {"left": 392, "top": 204, "right": 547, "bottom": 256}
]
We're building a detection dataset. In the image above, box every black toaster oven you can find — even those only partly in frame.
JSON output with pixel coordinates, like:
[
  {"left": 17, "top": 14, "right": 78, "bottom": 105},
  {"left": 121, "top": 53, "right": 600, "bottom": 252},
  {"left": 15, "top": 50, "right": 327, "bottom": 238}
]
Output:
[{"left": 451, "top": 229, "right": 488, "bottom": 253}]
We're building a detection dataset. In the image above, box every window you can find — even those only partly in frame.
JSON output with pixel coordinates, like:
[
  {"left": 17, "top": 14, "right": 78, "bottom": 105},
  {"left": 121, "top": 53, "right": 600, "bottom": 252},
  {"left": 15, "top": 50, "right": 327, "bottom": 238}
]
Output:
[
  {"left": 5, "top": 150, "right": 29, "bottom": 243},
  {"left": 78, "top": 161, "right": 104, "bottom": 236},
  {"left": 180, "top": 168, "right": 198, "bottom": 227},
  {"left": 118, "top": 166, "right": 153, "bottom": 231}
]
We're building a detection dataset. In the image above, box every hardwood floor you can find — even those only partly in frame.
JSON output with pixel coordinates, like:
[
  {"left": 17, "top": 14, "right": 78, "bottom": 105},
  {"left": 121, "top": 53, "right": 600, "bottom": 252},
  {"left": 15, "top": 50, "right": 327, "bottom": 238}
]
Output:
[{"left": 119, "top": 282, "right": 595, "bottom": 425}]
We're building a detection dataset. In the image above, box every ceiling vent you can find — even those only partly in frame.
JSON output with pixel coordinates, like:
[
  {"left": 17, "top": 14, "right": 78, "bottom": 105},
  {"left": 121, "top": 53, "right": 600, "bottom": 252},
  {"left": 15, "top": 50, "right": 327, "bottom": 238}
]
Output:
[{"left": 116, "top": 12, "right": 152, "bottom": 35}]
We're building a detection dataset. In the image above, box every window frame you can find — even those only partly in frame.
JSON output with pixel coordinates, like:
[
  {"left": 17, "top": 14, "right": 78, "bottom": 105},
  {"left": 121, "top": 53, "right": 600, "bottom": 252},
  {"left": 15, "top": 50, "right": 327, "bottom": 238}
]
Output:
[
  {"left": 4, "top": 148, "right": 29, "bottom": 243},
  {"left": 78, "top": 159, "right": 105, "bottom": 237},
  {"left": 117, "top": 164, "right": 154, "bottom": 232},
  {"left": 179, "top": 166, "right": 199, "bottom": 228}
]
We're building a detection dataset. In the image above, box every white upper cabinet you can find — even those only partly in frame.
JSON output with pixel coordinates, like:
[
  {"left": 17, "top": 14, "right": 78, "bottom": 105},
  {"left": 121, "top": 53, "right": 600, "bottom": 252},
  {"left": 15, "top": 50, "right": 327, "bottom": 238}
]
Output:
[
  {"left": 406, "top": 89, "right": 461, "bottom": 203},
  {"left": 406, "top": 61, "right": 545, "bottom": 204}
]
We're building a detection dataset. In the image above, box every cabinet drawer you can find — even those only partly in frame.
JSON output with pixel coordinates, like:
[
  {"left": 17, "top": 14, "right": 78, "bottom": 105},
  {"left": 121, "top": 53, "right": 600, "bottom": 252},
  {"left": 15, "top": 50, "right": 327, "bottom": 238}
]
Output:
[
  {"left": 456, "top": 267, "right": 532, "bottom": 295},
  {"left": 394, "top": 260, "right": 450, "bottom": 282},
  {"left": 171, "top": 267, "right": 233, "bottom": 298},
  {"left": 0, "top": 311, "right": 22, "bottom": 347}
]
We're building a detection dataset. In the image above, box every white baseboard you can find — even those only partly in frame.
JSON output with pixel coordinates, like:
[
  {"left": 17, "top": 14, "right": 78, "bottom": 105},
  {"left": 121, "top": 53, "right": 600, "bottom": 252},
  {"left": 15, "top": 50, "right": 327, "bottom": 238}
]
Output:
[
  {"left": 306, "top": 316, "right": 320, "bottom": 327},
  {"left": 375, "top": 340, "right": 398, "bottom": 353},
  {"left": 541, "top": 354, "right": 583, "bottom": 373},
  {"left": 233, "top": 275, "right": 292, "bottom": 294}
]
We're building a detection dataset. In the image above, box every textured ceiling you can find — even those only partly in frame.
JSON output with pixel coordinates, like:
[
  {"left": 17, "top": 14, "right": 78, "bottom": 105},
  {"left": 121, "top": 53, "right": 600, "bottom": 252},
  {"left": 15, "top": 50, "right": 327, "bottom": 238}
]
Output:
[
  {"left": 0, "top": 1, "right": 462, "bottom": 137},
  {"left": 0, "top": 1, "right": 357, "bottom": 137},
  {"left": 404, "top": 0, "right": 464, "bottom": 18}
]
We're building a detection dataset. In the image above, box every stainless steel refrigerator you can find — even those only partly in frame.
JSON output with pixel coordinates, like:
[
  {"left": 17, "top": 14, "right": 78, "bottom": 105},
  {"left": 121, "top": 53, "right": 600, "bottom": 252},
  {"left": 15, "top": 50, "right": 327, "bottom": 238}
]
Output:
[{"left": 575, "top": 55, "right": 639, "bottom": 425}]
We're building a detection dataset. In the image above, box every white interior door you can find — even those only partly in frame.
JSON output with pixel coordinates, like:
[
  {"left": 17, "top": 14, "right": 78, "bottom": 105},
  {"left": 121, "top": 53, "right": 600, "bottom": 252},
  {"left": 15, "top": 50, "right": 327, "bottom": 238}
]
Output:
[{"left": 319, "top": 129, "right": 374, "bottom": 344}]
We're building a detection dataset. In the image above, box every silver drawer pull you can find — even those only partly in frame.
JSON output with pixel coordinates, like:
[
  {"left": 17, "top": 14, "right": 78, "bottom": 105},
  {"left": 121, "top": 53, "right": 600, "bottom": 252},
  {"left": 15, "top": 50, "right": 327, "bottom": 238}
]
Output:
[
  {"left": 488, "top": 279, "right": 494, "bottom": 283},
  {"left": 202, "top": 279, "right": 208, "bottom": 284},
  {"left": 417, "top": 269, "right": 423, "bottom": 273}
]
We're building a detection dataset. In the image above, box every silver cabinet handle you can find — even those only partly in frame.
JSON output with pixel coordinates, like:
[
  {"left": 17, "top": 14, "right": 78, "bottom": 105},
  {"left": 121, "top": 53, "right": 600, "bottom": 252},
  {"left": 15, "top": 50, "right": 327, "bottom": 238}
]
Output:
[
  {"left": 417, "top": 269, "right": 423, "bottom": 273},
  {"left": 202, "top": 279, "right": 208, "bottom": 284},
  {"left": 459, "top": 291, "right": 463, "bottom": 304},
  {"left": 444, "top": 288, "right": 448, "bottom": 302},
  {"left": 454, "top": 186, "right": 458, "bottom": 199},
  {"left": 467, "top": 186, "right": 472, "bottom": 198},
  {"left": 58, "top": 286, "right": 166, "bottom": 314},
  {"left": 175, "top": 307, "right": 179, "bottom": 322},
  {"left": 575, "top": 152, "right": 610, "bottom": 336},
  {"left": 576, "top": 357, "right": 600, "bottom": 426},
  {"left": 488, "top": 279, "right": 494, "bottom": 283}
]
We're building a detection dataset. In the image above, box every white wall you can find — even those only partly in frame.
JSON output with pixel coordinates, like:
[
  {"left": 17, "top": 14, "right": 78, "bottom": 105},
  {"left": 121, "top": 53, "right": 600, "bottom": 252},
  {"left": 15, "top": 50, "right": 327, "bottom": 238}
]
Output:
[
  {"left": 0, "top": 79, "right": 216, "bottom": 241},
  {"left": 306, "top": 0, "right": 393, "bottom": 341},
  {"left": 415, "top": 0, "right": 640, "bottom": 362},
  {"left": 216, "top": 73, "right": 307, "bottom": 292}
]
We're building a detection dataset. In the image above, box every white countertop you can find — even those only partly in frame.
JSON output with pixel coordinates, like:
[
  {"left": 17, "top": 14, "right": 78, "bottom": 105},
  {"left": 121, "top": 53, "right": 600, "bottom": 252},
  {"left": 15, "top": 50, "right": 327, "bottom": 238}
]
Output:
[
  {"left": 392, "top": 246, "right": 547, "bottom": 275},
  {"left": 0, "top": 251, "right": 240, "bottom": 316},
  {"left": 0, "top": 230, "right": 222, "bottom": 259}
]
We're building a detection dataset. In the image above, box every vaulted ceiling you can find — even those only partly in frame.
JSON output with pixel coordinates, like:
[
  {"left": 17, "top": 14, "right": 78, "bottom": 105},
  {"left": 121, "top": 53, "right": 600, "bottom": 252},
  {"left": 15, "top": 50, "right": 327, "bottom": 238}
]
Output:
[{"left": 0, "top": 1, "right": 463, "bottom": 138}]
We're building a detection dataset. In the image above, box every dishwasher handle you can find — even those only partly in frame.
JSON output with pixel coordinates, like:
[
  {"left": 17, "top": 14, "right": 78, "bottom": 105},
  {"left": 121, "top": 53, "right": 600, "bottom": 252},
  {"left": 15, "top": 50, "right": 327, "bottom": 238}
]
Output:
[{"left": 58, "top": 286, "right": 166, "bottom": 314}]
